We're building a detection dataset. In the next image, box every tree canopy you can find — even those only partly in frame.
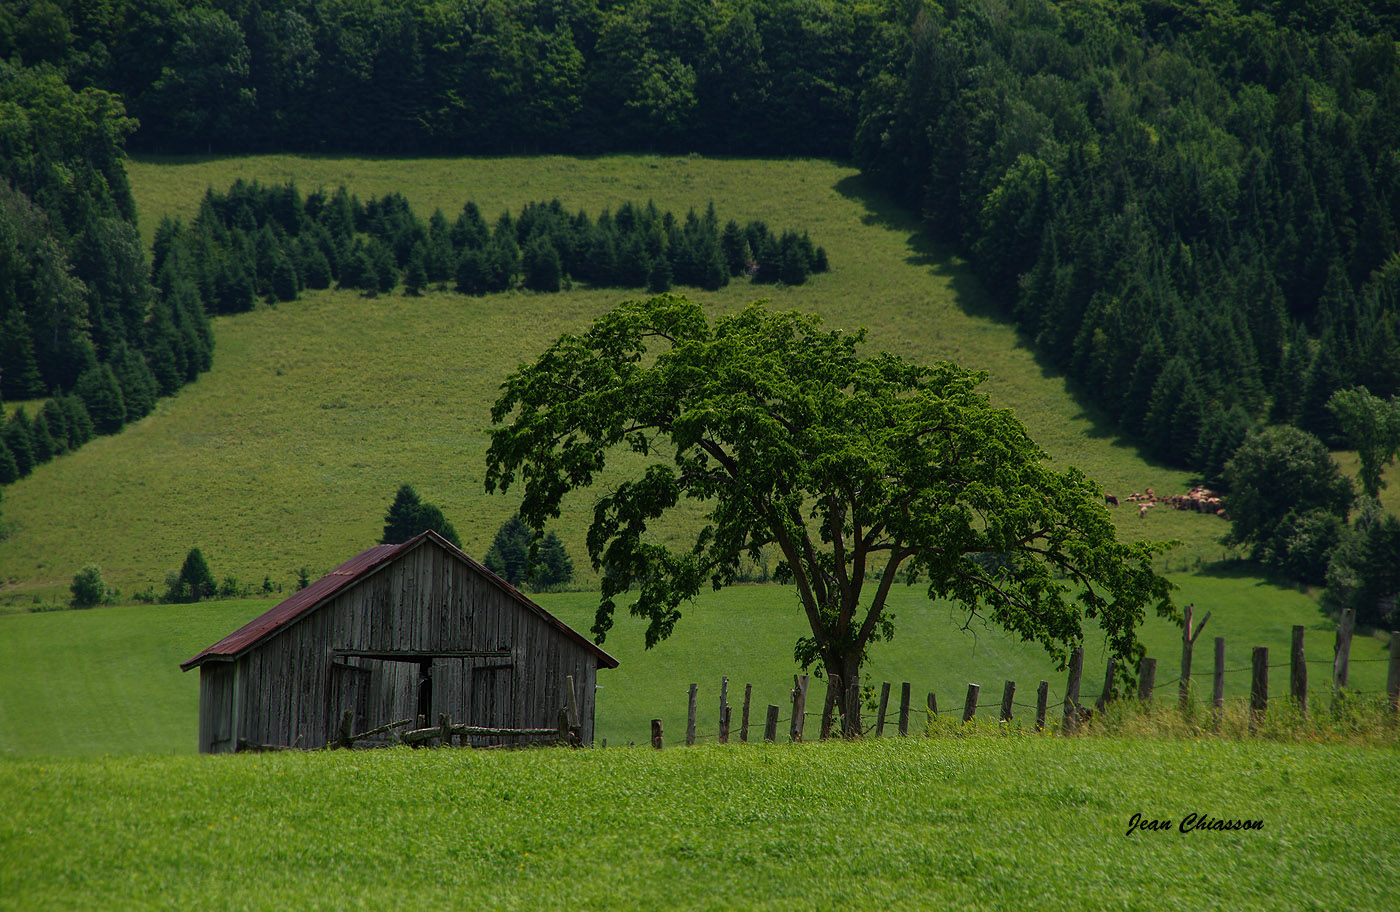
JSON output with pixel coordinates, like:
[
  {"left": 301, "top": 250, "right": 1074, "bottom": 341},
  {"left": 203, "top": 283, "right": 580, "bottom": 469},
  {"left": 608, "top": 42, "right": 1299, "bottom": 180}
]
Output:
[{"left": 487, "top": 295, "right": 1175, "bottom": 734}]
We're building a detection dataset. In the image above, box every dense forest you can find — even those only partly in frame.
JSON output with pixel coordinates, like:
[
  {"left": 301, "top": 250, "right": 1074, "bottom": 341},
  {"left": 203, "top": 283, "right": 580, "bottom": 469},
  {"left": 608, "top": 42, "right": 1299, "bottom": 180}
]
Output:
[{"left": 1, "top": 0, "right": 1398, "bottom": 609}]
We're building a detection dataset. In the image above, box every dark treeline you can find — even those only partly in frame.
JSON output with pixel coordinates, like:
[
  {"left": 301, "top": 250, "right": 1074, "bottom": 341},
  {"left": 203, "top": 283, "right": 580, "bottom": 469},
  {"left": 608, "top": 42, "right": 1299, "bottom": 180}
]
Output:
[
  {"left": 0, "top": 0, "right": 870, "bottom": 158},
  {"left": 854, "top": 0, "right": 1400, "bottom": 482},
  {"left": 162, "top": 179, "right": 828, "bottom": 304},
  {"left": 0, "top": 61, "right": 212, "bottom": 488}
]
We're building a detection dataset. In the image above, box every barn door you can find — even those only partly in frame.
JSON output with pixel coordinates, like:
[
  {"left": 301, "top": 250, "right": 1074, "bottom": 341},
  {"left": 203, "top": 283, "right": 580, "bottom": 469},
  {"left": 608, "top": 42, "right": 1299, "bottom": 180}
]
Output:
[
  {"left": 466, "top": 663, "right": 515, "bottom": 746},
  {"left": 330, "top": 657, "right": 417, "bottom": 745}
]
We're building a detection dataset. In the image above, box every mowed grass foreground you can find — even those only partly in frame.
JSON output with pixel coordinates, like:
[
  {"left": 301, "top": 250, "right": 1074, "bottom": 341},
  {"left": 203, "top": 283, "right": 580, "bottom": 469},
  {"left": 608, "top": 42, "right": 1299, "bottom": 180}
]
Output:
[
  {"left": 3, "top": 571, "right": 1394, "bottom": 755},
  {"left": 0, "top": 154, "right": 1244, "bottom": 604},
  {"left": 4, "top": 738, "right": 1397, "bottom": 911}
]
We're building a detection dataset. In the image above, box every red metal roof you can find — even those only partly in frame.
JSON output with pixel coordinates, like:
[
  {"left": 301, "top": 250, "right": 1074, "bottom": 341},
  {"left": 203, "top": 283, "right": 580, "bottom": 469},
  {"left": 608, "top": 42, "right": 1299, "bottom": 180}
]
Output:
[{"left": 180, "top": 529, "right": 618, "bottom": 670}]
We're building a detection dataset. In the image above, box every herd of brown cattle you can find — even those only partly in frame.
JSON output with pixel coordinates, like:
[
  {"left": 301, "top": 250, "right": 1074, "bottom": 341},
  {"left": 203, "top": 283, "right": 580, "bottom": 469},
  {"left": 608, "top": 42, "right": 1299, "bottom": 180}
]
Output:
[{"left": 1105, "top": 485, "right": 1229, "bottom": 520}]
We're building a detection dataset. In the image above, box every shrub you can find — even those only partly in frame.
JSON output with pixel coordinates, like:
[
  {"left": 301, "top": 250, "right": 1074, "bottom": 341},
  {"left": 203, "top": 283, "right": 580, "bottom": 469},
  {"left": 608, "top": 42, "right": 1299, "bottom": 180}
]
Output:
[{"left": 69, "top": 565, "right": 110, "bottom": 609}]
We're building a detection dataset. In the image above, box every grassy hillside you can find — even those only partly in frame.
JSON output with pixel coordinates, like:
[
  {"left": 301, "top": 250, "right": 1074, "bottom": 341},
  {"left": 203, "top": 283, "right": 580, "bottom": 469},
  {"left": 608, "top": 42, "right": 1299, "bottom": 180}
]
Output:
[
  {"left": 5, "top": 738, "right": 1398, "bottom": 911},
  {"left": 0, "top": 154, "right": 1244, "bottom": 605},
  {"left": 3, "top": 572, "right": 1392, "bottom": 755}
]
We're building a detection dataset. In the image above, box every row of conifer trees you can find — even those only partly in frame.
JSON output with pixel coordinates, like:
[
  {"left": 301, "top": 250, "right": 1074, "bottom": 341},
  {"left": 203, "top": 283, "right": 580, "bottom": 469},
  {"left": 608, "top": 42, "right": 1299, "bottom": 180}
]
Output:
[{"left": 152, "top": 181, "right": 829, "bottom": 310}]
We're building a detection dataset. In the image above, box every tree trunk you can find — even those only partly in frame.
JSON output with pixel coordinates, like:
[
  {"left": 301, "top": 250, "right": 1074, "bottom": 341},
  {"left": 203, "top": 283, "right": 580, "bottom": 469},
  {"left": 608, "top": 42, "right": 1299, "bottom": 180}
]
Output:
[{"left": 829, "top": 653, "right": 862, "bottom": 738}]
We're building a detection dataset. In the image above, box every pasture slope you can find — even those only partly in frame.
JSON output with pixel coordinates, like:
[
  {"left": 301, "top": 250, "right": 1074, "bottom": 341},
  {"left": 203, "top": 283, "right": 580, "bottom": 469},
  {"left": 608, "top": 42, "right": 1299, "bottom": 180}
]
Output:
[
  {"left": 3, "top": 738, "right": 1398, "bottom": 911},
  {"left": 1, "top": 154, "right": 1264, "bottom": 606},
  {"left": 1, "top": 154, "right": 1397, "bottom": 912}
]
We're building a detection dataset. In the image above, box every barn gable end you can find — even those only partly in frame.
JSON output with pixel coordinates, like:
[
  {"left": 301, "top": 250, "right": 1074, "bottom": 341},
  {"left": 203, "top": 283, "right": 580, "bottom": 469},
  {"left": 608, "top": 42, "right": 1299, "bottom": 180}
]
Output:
[{"left": 182, "top": 530, "right": 616, "bottom": 753}]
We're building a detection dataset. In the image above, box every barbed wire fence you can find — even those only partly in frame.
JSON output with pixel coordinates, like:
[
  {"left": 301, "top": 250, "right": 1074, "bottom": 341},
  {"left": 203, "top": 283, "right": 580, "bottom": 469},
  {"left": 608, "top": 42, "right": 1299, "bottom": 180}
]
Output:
[{"left": 641, "top": 607, "right": 1400, "bottom": 748}]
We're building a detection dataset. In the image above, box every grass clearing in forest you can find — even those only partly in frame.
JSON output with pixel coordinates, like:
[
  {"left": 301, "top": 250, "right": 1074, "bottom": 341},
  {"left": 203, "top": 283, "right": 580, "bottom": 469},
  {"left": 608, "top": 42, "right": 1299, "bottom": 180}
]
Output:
[
  {"left": 2, "top": 155, "right": 1240, "bottom": 604},
  {"left": 3, "top": 737, "right": 1397, "bottom": 911}
]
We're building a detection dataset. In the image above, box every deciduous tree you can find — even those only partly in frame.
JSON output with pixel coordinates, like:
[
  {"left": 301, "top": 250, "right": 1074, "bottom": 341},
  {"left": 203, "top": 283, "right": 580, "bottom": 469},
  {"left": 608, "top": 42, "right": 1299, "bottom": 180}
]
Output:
[{"left": 487, "top": 295, "right": 1174, "bottom": 735}]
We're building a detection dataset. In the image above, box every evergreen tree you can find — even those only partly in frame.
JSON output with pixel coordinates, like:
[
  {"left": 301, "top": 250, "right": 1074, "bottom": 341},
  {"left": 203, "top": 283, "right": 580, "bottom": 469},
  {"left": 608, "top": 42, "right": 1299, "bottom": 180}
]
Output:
[
  {"left": 648, "top": 255, "right": 673, "bottom": 293},
  {"left": 0, "top": 438, "right": 18, "bottom": 485},
  {"left": 779, "top": 233, "right": 810, "bottom": 285},
  {"left": 367, "top": 238, "right": 399, "bottom": 293},
  {"left": 534, "top": 531, "right": 574, "bottom": 590},
  {"left": 522, "top": 235, "right": 563, "bottom": 292},
  {"left": 486, "top": 236, "right": 519, "bottom": 291},
  {"left": 404, "top": 244, "right": 428, "bottom": 296},
  {"left": 618, "top": 234, "right": 651, "bottom": 288},
  {"left": 39, "top": 399, "right": 69, "bottom": 456},
  {"left": 59, "top": 394, "right": 93, "bottom": 448},
  {"left": 484, "top": 514, "right": 531, "bottom": 586},
  {"left": 3, "top": 408, "right": 35, "bottom": 478},
  {"left": 270, "top": 252, "right": 299, "bottom": 302},
  {"left": 168, "top": 547, "right": 216, "bottom": 603},
  {"left": 455, "top": 248, "right": 490, "bottom": 295},
  {"left": 338, "top": 243, "right": 374, "bottom": 291},
  {"left": 29, "top": 409, "right": 56, "bottom": 465},
  {"left": 720, "top": 220, "right": 750, "bottom": 276},
  {"left": 0, "top": 310, "right": 46, "bottom": 400},
  {"left": 74, "top": 364, "right": 126, "bottom": 435},
  {"left": 113, "top": 345, "right": 157, "bottom": 422},
  {"left": 301, "top": 245, "right": 333, "bottom": 290},
  {"left": 380, "top": 484, "right": 461, "bottom": 547},
  {"left": 1271, "top": 328, "right": 1311, "bottom": 424}
]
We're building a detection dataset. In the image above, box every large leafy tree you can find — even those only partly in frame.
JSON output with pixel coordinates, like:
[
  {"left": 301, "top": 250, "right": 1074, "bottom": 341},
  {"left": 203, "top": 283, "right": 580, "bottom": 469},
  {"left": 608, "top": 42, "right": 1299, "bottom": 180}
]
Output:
[
  {"left": 1327, "top": 387, "right": 1400, "bottom": 499},
  {"left": 487, "top": 295, "right": 1174, "bottom": 734},
  {"left": 1223, "top": 425, "right": 1355, "bottom": 581}
]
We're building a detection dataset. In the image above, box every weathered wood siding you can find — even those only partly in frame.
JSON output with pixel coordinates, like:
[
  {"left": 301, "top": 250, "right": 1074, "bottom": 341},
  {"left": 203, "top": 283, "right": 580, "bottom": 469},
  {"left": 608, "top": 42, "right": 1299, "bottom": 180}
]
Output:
[
  {"left": 198, "top": 662, "right": 237, "bottom": 754},
  {"left": 205, "top": 538, "right": 600, "bottom": 751}
]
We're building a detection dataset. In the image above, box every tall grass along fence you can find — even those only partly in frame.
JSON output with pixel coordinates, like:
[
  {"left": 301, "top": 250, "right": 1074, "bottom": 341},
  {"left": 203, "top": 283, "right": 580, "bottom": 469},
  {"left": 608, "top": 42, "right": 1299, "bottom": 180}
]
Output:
[{"left": 647, "top": 609, "right": 1400, "bottom": 748}]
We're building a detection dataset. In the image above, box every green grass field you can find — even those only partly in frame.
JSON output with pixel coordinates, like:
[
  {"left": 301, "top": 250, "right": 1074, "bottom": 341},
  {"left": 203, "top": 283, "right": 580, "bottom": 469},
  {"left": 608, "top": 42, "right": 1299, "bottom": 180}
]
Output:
[
  {"left": 1, "top": 154, "right": 1256, "bottom": 606},
  {"left": 2, "top": 570, "right": 1392, "bottom": 755},
  {"left": 4, "top": 738, "right": 1397, "bottom": 911}
]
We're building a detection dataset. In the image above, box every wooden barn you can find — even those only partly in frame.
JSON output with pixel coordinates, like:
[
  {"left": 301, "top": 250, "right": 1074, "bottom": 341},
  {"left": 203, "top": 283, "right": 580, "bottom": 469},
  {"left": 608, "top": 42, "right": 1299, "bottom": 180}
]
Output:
[{"left": 181, "top": 529, "right": 617, "bottom": 753}]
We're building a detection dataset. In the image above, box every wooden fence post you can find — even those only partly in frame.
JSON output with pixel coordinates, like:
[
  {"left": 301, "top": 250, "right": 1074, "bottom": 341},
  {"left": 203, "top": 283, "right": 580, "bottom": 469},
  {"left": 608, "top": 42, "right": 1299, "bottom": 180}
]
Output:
[
  {"left": 1180, "top": 604, "right": 1211, "bottom": 710},
  {"left": 687, "top": 683, "right": 697, "bottom": 746},
  {"left": 1000, "top": 681, "right": 1015, "bottom": 722},
  {"left": 821, "top": 674, "right": 841, "bottom": 740},
  {"left": 1334, "top": 608, "right": 1355, "bottom": 694},
  {"left": 764, "top": 704, "right": 779, "bottom": 742},
  {"left": 876, "top": 681, "right": 891, "bottom": 735},
  {"left": 718, "top": 677, "right": 729, "bottom": 744},
  {"left": 898, "top": 682, "right": 912, "bottom": 736},
  {"left": 1062, "top": 646, "right": 1084, "bottom": 733},
  {"left": 1388, "top": 632, "right": 1400, "bottom": 718},
  {"left": 338, "top": 709, "right": 353, "bottom": 749},
  {"left": 1138, "top": 657, "right": 1157, "bottom": 702},
  {"left": 1213, "top": 636, "right": 1226, "bottom": 726},
  {"left": 439, "top": 712, "right": 452, "bottom": 747},
  {"left": 1250, "top": 646, "right": 1269, "bottom": 731},
  {"left": 1290, "top": 625, "right": 1307, "bottom": 718},
  {"left": 962, "top": 683, "right": 980, "bottom": 723},
  {"left": 790, "top": 675, "right": 808, "bottom": 743},
  {"left": 1096, "top": 659, "right": 1116, "bottom": 712},
  {"left": 565, "top": 675, "right": 581, "bottom": 744},
  {"left": 1035, "top": 681, "right": 1048, "bottom": 732},
  {"left": 651, "top": 719, "right": 663, "bottom": 749},
  {"left": 741, "top": 683, "right": 753, "bottom": 743},
  {"left": 927, "top": 692, "right": 937, "bottom": 717}
]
